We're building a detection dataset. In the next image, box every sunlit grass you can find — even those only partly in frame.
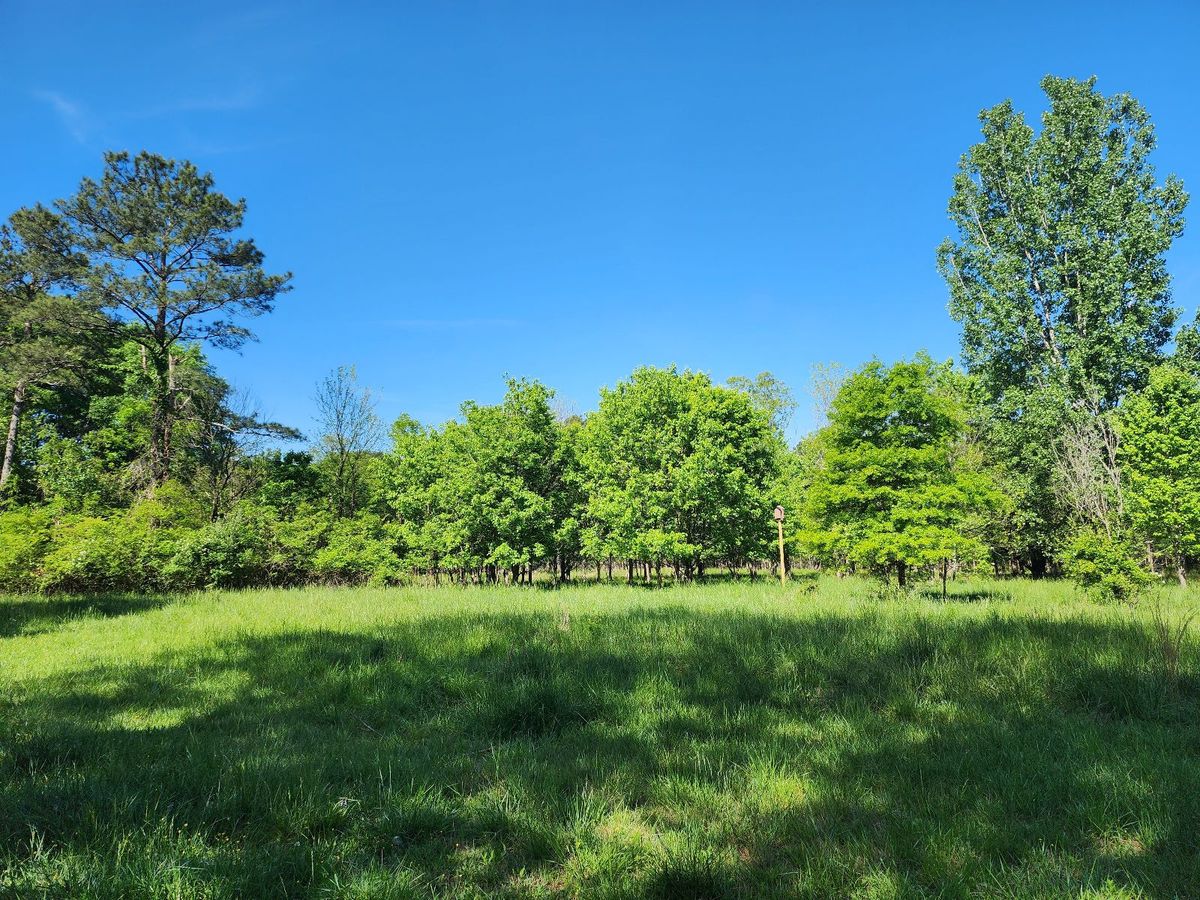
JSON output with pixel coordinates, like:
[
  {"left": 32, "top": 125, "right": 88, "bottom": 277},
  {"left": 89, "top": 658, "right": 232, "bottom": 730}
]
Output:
[{"left": 2, "top": 577, "right": 1199, "bottom": 897}]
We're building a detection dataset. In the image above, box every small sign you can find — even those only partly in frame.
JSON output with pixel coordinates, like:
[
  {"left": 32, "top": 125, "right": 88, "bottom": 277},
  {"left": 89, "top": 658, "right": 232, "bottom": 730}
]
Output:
[{"left": 773, "top": 505, "right": 785, "bottom": 522}]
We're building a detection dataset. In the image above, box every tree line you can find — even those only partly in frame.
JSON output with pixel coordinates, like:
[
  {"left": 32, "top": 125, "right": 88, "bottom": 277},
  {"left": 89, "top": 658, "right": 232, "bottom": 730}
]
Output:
[{"left": 2, "top": 75, "right": 1199, "bottom": 597}]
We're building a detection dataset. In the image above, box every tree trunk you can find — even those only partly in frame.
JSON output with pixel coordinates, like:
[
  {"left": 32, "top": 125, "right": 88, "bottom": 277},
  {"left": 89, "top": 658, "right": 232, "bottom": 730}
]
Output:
[
  {"left": 1029, "top": 548, "right": 1047, "bottom": 579},
  {"left": 148, "top": 350, "right": 174, "bottom": 484},
  {"left": 627, "top": 559, "right": 633, "bottom": 584},
  {"left": 1177, "top": 555, "right": 1188, "bottom": 589},
  {"left": 897, "top": 561, "right": 907, "bottom": 588},
  {"left": 0, "top": 380, "right": 26, "bottom": 491},
  {"left": 941, "top": 559, "right": 948, "bottom": 600}
]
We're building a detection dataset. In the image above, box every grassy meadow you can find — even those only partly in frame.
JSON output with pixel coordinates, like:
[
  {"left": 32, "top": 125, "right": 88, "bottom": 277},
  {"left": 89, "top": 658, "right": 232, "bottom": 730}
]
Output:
[{"left": 2, "top": 578, "right": 1200, "bottom": 898}]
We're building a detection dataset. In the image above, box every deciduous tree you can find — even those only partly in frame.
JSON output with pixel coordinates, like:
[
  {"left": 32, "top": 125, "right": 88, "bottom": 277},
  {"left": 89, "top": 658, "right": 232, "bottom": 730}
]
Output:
[
  {"left": 1119, "top": 365, "right": 1200, "bottom": 586},
  {"left": 937, "top": 75, "right": 1188, "bottom": 568},
  {"left": 807, "top": 354, "right": 996, "bottom": 589},
  {"left": 580, "top": 366, "right": 777, "bottom": 580},
  {"left": 314, "top": 366, "right": 382, "bottom": 519}
]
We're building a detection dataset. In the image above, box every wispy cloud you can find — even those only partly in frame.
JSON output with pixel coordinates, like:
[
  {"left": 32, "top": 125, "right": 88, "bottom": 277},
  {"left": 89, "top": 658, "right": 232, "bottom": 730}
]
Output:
[
  {"left": 32, "top": 83, "right": 270, "bottom": 152},
  {"left": 32, "top": 90, "right": 93, "bottom": 144}
]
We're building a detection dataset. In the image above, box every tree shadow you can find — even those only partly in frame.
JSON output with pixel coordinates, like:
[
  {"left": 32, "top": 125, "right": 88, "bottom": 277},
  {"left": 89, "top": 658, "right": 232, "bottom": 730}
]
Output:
[
  {"left": 1, "top": 607, "right": 1198, "bottom": 896},
  {"left": 0, "top": 594, "right": 178, "bottom": 638},
  {"left": 913, "top": 586, "right": 1016, "bottom": 603}
]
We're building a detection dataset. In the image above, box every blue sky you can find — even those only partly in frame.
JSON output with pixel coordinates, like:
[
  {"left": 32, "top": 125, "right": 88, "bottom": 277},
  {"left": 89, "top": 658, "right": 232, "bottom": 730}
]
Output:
[{"left": 6, "top": 1, "right": 1200, "bottom": 442}]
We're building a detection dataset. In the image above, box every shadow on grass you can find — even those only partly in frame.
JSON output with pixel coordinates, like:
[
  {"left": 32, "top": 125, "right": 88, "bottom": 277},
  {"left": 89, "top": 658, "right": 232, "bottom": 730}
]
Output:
[
  {"left": 2, "top": 607, "right": 1199, "bottom": 896},
  {"left": 0, "top": 594, "right": 177, "bottom": 638},
  {"left": 913, "top": 587, "right": 1016, "bottom": 603}
]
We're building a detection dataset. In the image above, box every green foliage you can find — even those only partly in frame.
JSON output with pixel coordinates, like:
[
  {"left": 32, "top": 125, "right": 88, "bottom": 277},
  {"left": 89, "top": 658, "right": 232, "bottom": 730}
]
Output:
[
  {"left": 250, "top": 451, "right": 321, "bottom": 510},
  {"left": 1119, "top": 365, "right": 1200, "bottom": 585},
  {"left": 385, "top": 378, "right": 578, "bottom": 580},
  {"left": 807, "top": 354, "right": 997, "bottom": 584},
  {"left": 164, "top": 506, "right": 274, "bottom": 590},
  {"left": 1176, "top": 312, "right": 1200, "bottom": 377},
  {"left": 34, "top": 431, "right": 115, "bottom": 512},
  {"left": 579, "top": 366, "right": 777, "bottom": 576},
  {"left": 938, "top": 76, "right": 1190, "bottom": 571},
  {"left": 55, "top": 151, "right": 292, "bottom": 483},
  {"left": 37, "top": 514, "right": 175, "bottom": 594},
  {"left": 1, "top": 97, "right": 1197, "bottom": 599},
  {"left": 267, "top": 503, "right": 332, "bottom": 583},
  {"left": 726, "top": 370, "right": 796, "bottom": 435},
  {"left": 971, "top": 384, "right": 1069, "bottom": 575},
  {"left": 0, "top": 205, "right": 105, "bottom": 493},
  {"left": 314, "top": 366, "right": 382, "bottom": 518},
  {"left": 311, "top": 514, "right": 402, "bottom": 585},
  {"left": 1063, "top": 529, "right": 1151, "bottom": 603},
  {"left": 0, "top": 507, "right": 53, "bottom": 591},
  {"left": 938, "top": 75, "right": 1187, "bottom": 411}
]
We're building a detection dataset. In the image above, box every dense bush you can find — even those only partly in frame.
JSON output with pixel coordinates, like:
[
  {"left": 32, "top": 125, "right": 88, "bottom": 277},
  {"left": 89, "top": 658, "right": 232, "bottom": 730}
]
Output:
[
  {"left": 268, "top": 504, "right": 332, "bottom": 584},
  {"left": 0, "top": 507, "right": 53, "bottom": 591},
  {"left": 1062, "top": 529, "right": 1152, "bottom": 603},
  {"left": 163, "top": 506, "right": 274, "bottom": 590},
  {"left": 37, "top": 514, "right": 177, "bottom": 593},
  {"left": 311, "top": 514, "right": 403, "bottom": 585}
]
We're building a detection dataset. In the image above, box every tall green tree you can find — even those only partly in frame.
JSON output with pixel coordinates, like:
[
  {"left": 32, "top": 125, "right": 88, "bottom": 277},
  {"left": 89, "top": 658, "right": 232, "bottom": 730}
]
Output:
[
  {"left": 458, "top": 378, "right": 566, "bottom": 581},
  {"left": 0, "top": 207, "right": 98, "bottom": 492},
  {"left": 938, "top": 75, "right": 1186, "bottom": 410},
  {"left": 55, "top": 151, "right": 291, "bottom": 484},
  {"left": 937, "top": 75, "right": 1188, "bottom": 570},
  {"left": 385, "top": 379, "right": 577, "bottom": 583},
  {"left": 1119, "top": 365, "right": 1200, "bottom": 586},
  {"left": 580, "top": 366, "right": 777, "bottom": 582},
  {"left": 807, "top": 354, "right": 995, "bottom": 589}
]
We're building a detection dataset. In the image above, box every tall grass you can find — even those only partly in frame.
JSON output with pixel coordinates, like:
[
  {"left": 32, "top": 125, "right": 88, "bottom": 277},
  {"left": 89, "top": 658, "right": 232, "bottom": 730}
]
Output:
[{"left": 2, "top": 577, "right": 1198, "bottom": 897}]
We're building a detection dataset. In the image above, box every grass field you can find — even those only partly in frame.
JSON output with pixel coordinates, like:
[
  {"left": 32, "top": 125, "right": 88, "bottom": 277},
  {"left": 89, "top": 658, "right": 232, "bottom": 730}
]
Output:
[{"left": 2, "top": 578, "right": 1199, "bottom": 898}]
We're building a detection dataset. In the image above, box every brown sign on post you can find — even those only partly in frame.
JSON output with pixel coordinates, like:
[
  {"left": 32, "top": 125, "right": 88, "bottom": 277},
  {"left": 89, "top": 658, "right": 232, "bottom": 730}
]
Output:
[{"left": 773, "top": 506, "right": 785, "bottom": 522}]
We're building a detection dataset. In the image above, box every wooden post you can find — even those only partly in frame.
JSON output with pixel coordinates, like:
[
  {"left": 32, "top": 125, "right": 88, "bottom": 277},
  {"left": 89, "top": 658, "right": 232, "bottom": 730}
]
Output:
[{"left": 773, "top": 506, "right": 786, "bottom": 586}]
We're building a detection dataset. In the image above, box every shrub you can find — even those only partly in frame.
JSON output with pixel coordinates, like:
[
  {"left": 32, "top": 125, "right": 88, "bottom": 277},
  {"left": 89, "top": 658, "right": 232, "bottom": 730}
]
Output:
[
  {"left": 164, "top": 506, "right": 274, "bottom": 589},
  {"left": 268, "top": 504, "right": 333, "bottom": 584},
  {"left": 1063, "top": 529, "right": 1151, "bottom": 603},
  {"left": 311, "top": 514, "right": 403, "bottom": 585},
  {"left": 0, "top": 507, "right": 55, "bottom": 592},
  {"left": 38, "top": 513, "right": 177, "bottom": 593}
]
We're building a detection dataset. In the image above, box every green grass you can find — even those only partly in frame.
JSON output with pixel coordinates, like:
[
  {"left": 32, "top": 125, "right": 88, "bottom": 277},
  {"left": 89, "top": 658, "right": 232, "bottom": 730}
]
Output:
[{"left": 2, "top": 578, "right": 1199, "bottom": 898}]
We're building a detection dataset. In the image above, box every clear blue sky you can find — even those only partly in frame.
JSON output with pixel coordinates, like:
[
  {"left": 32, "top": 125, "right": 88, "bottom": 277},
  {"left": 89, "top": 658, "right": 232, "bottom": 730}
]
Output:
[{"left": 6, "top": 1, "right": 1200, "bottom": 442}]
